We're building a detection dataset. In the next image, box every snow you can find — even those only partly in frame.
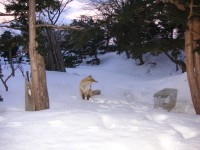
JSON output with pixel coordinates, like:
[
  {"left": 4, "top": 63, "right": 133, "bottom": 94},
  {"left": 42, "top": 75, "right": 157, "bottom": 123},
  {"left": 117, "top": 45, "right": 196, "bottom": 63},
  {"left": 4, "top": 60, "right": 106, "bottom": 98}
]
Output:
[{"left": 0, "top": 52, "right": 200, "bottom": 150}]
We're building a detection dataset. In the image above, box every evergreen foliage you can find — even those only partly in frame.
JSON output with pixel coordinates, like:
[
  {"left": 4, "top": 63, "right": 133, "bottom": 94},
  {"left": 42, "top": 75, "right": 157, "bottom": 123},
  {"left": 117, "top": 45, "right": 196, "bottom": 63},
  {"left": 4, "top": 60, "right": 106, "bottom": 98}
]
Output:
[
  {"left": 2, "top": 0, "right": 197, "bottom": 72},
  {"left": 63, "top": 16, "right": 105, "bottom": 67},
  {"left": 4, "top": 0, "right": 64, "bottom": 60},
  {"left": 88, "top": 0, "right": 185, "bottom": 68},
  {"left": 0, "top": 31, "right": 22, "bottom": 62}
]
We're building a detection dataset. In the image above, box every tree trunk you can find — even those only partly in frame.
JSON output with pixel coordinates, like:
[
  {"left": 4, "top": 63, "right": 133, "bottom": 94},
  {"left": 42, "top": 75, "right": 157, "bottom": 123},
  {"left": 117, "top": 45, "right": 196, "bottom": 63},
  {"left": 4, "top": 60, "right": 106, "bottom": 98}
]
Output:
[
  {"left": 125, "top": 50, "right": 130, "bottom": 59},
  {"left": 8, "top": 50, "right": 15, "bottom": 76},
  {"left": 0, "top": 77, "right": 8, "bottom": 91},
  {"left": 28, "top": 0, "right": 49, "bottom": 111},
  {"left": 158, "top": 0, "right": 200, "bottom": 114},
  {"left": 138, "top": 55, "right": 144, "bottom": 65},
  {"left": 164, "top": 51, "right": 186, "bottom": 73},
  {"left": 45, "top": 28, "right": 66, "bottom": 72},
  {"left": 185, "top": 18, "right": 200, "bottom": 114}
]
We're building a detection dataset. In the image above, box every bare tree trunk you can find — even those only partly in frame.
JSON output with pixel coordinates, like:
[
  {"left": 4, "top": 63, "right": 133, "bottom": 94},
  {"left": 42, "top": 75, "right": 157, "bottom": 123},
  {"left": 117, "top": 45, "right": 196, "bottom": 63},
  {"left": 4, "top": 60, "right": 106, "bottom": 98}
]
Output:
[
  {"left": 185, "top": 18, "right": 200, "bottom": 114},
  {"left": 41, "top": 1, "right": 72, "bottom": 72},
  {"left": 45, "top": 28, "right": 66, "bottom": 72},
  {"left": 28, "top": 0, "right": 49, "bottom": 111}
]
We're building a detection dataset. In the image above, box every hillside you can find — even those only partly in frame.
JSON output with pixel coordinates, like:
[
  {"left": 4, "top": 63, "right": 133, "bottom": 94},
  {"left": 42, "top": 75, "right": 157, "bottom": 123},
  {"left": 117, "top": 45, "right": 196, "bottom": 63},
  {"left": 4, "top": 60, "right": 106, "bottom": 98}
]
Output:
[{"left": 0, "top": 52, "right": 199, "bottom": 150}]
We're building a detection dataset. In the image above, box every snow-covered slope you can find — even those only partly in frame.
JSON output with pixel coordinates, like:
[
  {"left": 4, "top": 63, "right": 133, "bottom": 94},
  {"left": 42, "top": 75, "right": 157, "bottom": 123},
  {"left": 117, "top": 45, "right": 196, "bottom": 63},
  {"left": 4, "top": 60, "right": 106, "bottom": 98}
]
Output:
[{"left": 0, "top": 52, "right": 199, "bottom": 150}]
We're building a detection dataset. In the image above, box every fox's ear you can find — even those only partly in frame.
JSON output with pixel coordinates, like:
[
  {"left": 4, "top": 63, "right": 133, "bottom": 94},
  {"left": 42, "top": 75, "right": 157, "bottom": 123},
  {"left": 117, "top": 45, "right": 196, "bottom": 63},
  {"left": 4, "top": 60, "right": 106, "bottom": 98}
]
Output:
[{"left": 88, "top": 75, "right": 92, "bottom": 78}]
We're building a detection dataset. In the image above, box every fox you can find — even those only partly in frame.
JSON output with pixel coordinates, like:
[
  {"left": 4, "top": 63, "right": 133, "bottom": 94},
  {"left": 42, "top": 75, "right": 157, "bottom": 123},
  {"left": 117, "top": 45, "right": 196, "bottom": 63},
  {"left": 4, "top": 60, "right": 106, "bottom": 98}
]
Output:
[{"left": 79, "top": 75, "right": 100, "bottom": 100}]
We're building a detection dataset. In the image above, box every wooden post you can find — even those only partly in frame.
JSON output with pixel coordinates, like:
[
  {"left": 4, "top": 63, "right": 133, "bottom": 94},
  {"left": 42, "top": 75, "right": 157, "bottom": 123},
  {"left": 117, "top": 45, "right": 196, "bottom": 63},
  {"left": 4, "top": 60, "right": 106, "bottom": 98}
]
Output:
[{"left": 25, "top": 71, "right": 35, "bottom": 111}]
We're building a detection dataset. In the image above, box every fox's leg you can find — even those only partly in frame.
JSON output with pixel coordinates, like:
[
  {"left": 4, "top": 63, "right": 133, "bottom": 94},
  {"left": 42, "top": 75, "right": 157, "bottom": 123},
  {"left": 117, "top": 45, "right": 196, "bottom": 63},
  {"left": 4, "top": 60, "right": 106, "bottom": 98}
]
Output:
[
  {"left": 89, "top": 89, "right": 93, "bottom": 97},
  {"left": 86, "top": 94, "right": 90, "bottom": 100},
  {"left": 82, "top": 93, "right": 85, "bottom": 99},
  {"left": 86, "top": 89, "right": 93, "bottom": 100},
  {"left": 80, "top": 89, "right": 85, "bottom": 99}
]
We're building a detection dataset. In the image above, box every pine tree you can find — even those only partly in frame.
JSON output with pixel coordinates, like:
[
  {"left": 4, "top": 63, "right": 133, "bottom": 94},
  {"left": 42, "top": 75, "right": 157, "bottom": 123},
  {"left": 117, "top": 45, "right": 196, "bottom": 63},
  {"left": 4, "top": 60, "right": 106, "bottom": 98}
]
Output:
[
  {"left": 156, "top": 0, "right": 200, "bottom": 114},
  {"left": 64, "top": 16, "right": 105, "bottom": 65}
]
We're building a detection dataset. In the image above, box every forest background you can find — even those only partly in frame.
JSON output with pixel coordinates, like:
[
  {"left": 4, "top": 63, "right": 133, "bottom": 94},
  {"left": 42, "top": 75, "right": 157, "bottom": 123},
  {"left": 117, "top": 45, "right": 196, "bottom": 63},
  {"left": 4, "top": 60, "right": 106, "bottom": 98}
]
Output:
[{"left": 0, "top": 0, "right": 200, "bottom": 113}]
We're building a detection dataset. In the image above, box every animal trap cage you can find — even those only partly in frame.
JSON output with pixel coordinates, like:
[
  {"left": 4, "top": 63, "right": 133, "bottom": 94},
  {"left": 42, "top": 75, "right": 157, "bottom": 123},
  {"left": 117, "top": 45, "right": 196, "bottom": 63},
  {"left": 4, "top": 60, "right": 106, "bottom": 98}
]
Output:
[{"left": 154, "top": 88, "right": 177, "bottom": 111}]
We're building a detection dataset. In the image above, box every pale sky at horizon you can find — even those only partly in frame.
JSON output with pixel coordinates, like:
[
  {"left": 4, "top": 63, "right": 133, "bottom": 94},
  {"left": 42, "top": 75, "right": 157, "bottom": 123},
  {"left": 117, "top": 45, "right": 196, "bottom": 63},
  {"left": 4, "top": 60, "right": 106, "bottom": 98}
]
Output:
[
  {"left": 0, "top": 0, "right": 96, "bottom": 34},
  {"left": 61, "top": 0, "right": 97, "bottom": 24},
  {"left": 0, "top": 0, "right": 95, "bottom": 24}
]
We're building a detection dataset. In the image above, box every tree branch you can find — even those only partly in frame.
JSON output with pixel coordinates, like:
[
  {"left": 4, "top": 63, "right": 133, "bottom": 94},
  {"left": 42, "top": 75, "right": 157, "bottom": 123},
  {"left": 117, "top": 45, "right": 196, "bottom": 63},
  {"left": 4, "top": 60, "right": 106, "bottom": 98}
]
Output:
[
  {"left": 0, "top": 23, "right": 83, "bottom": 31},
  {"left": 188, "top": 0, "right": 194, "bottom": 19},
  {"left": 0, "top": 25, "right": 22, "bottom": 30},
  {"left": 36, "top": 24, "right": 83, "bottom": 30},
  {"left": 0, "top": 13, "right": 15, "bottom": 16},
  {"left": 44, "top": 0, "right": 73, "bottom": 25}
]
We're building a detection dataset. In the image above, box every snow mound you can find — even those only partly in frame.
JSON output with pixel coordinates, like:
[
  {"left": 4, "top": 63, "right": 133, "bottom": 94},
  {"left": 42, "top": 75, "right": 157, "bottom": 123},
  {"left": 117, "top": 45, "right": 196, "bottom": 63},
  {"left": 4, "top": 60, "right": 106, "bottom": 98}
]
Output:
[{"left": 0, "top": 52, "right": 199, "bottom": 150}]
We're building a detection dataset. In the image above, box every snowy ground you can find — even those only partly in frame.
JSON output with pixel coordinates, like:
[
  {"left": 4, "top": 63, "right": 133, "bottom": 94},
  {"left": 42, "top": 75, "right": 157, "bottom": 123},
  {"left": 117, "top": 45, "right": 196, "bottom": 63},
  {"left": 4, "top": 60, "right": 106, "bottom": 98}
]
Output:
[{"left": 0, "top": 53, "right": 200, "bottom": 150}]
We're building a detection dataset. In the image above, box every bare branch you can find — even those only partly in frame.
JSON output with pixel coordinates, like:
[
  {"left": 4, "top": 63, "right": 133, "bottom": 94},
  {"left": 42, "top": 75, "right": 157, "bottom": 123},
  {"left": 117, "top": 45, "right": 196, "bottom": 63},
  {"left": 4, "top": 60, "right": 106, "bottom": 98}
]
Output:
[
  {"left": 0, "top": 66, "right": 18, "bottom": 91},
  {"left": 188, "top": 0, "right": 194, "bottom": 19},
  {"left": 60, "top": 0, "right": 72, "bottom": 14},
  {"left": 0, "top": 13, "right": 15, "bottom": 16},
  {"left": 44, "top": 0, "right": 73, "bottom": 25}
]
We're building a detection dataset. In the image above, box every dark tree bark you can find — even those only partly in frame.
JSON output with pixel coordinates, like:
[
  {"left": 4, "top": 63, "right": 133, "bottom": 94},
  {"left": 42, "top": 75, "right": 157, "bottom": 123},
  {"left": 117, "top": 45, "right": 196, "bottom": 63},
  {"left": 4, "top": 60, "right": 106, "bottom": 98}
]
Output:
[
  {"left": 138, "top": 55, "right": 144, "bottom": 65},
  {"left": 185, "top": 18, "right": 200, "bottom": 114},
  {"left": 45, "top": 28, "right": 66, "bottom": 72}
]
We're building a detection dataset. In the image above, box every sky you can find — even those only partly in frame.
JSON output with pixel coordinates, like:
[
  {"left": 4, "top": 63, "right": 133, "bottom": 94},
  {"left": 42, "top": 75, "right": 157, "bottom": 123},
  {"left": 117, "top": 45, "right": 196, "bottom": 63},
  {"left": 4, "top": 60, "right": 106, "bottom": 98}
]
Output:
[
  {"left": 0, "top": 0, "right": 96, "bottom": 34},
  {"left": 64, "top": 0, "right": 96, "bottom": 24},
  {"left": 0, "top": 52, "right": 200, "bottom": 150},
  {"left": 0, "top": 0, "right": 7, "bottom": 23},
  {"left": 0, "top": 0, "right": 94, "bottom": 24}
]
